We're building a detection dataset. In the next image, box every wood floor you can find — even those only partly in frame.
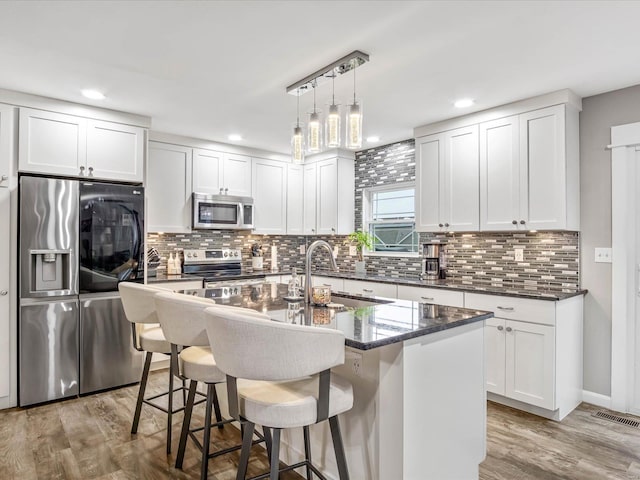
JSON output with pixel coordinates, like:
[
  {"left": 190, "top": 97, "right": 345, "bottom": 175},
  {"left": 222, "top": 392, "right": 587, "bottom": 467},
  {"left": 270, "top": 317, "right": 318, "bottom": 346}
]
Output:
[{"left": 1, "top": 370, "right": 639, "bottom": 479}]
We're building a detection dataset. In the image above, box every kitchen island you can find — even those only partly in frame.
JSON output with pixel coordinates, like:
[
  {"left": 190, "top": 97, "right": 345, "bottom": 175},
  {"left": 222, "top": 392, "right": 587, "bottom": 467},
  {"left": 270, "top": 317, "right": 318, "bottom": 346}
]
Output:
[{"left": 183, "top": 282, "right": 492, "bottom": 480}]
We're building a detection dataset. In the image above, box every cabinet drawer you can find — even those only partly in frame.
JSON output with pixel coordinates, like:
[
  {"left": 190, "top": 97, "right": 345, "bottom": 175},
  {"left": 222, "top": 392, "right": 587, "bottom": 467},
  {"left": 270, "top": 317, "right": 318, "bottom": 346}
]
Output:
[
  {"left": 343, "top": 279, "right": 397, "bottom": 299},
  {"left": 313, "top": 276, "right": 345, "bottom": 293},
  {"left": 397, "top": 285, "right": 464, "bottom": 307},
  {"left": 464, "top": 293, "right": 555, "bottom": 325}
]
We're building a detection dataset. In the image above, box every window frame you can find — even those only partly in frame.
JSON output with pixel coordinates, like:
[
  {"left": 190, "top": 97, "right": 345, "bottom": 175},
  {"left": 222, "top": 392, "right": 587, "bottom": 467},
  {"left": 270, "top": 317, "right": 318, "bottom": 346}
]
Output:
[{"left": 362, "top": 183, "right": 419, "bottom": 258}]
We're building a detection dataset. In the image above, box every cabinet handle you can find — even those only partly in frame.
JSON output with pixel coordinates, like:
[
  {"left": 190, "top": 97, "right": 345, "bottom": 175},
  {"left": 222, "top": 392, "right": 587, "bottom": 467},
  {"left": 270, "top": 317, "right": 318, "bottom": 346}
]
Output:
[
  {"left": 225, "top": 188, "right": 229, "bottom": 194},
  {"left": 505, "top": 326, "right": 513, "bottom": 332},
  {"left": 0, "top": 175, "right": 7, "bottom": 181},
  {"left": 520, "top": 220, "right": 526, "bottom": 225},
  {"left": 79, "top": 166, "right": 85, "bottom": 175},
  {"left": 0, "top": 290, "right": 6, "bottom": 296},
  {"left": 497, "top": 325, "right": 504, "bottom": 331},
  {"left": 363, "top": 289, "right": 374, "bottom": 293},
  {"left": 444, "top": 223, "right": 450, "bottom": 227},
  {"left": 512, "top": 220, "right": 517, "bottom": 225},
  {"left": 219, "top": 188, "right": 224, "bottom": 194},
  {"left": 331, "top": 227, "right": 336, "bottom": 233},
  {"left": 439, "top": 223, "right": 444, "bottom": 228},
  {"left": 497, "top": 306, "right": 514, "bottom": 311},
  {"left": 311, "top": 228, "right": 315, "bottom": 233},
  {"left": 420, "top": 296, "right": 434, "bottom": 301},
  {"left": 88, "top": 166, "right": 94, "bottom": 177}
]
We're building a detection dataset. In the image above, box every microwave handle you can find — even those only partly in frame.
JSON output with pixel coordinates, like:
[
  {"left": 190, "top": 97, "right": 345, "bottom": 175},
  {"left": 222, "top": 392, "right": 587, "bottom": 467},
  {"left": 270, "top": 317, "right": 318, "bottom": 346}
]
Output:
[{"left": 238, "top": 203, "right": 244, "bottom": 226}]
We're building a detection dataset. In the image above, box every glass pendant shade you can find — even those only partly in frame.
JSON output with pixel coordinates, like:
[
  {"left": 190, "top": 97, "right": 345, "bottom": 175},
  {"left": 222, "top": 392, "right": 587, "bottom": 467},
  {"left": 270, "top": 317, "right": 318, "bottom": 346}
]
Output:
[
  {"left": 307, "top": 112, "right": 322, "bottom": 153},
  {"left": 346, "top": 101, "right": 362, "bottom": 150},
  {"left": 325, "top": 103, "right": 341, "bottom": 148},
  {"left": 292, "top": 125, "right": 304, "bottom": 163}
]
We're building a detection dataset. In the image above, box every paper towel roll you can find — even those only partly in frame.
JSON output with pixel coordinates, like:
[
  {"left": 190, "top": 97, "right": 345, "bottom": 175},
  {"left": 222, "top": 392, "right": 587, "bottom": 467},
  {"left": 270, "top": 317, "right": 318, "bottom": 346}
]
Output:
[{"left": 271, "top": 245, "right": 278, "bottom": 272}]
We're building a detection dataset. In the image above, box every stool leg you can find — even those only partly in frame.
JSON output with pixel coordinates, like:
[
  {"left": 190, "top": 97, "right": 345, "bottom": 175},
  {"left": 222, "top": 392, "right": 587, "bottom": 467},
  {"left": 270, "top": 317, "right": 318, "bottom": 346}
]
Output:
[
  {"left": 212, "top": 383, "right": 224, "bottom": 429},
  {"left": 269, "top": 428, "right": 281, "bottom": 480},
  {"left": 236, "top": 421, "right": 255, "bottom": 480},
  {"left": 303, "top": 425, "right": 313, "bottom": 480},
  {"left": 329, "top": 416, "right": 349, "bottom": 480},
  {"left": 182, "top": 377, "right": 187, "bottom": 406},
  {"left": 263, "top": 427, "right": 272, "bottom": 462},
  {"left": 131, "top": 351, "right": 152, "bottom": 434},
  {"left": 176, "top": 380, "right": 197, "bottom": 469},
  {"left": 167, "top": 355, "right": 175, "bottom": 455},
  {"left": 201, "top": 384, "right": 214, "bottom": 480}
]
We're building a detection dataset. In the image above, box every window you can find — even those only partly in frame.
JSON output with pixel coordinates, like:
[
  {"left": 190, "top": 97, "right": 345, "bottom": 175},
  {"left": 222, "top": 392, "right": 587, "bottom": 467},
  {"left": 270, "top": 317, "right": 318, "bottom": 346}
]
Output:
[{"left": 364, "top": 185, "right": 418, "bottom": 255}]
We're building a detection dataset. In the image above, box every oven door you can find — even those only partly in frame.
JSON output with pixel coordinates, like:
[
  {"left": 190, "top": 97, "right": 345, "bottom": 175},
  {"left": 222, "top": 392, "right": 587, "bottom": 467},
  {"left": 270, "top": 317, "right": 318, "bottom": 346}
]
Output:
[{"left": 193, "top": 199, "right": 240, "bottom": 229}]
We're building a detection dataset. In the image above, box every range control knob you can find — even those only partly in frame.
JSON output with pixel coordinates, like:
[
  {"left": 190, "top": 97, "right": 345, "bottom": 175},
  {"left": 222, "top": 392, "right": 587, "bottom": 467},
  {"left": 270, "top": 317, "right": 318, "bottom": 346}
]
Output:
[
  {"left": 234, "top": 251, "right": 239, "bottom": 257},
  {"left": 224, "top": 251, "right": 228, "bottom": 257},
  {"left": 187, "top": 253, "right": 192, "bottom": 258}
]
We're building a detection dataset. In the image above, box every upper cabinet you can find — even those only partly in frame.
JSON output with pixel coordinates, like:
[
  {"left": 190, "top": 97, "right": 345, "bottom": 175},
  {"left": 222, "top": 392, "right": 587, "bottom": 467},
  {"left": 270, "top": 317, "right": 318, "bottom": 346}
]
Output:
[
  {"left": 252, "top": 158, "right": 287, "bottom": 234},
  {"left": 416, "top": 125, "right": 480, "bottom": 232},
  {"left": 286, "top": 163, "right": 304, "bottom": 235},
  {"left": 19, "top": 108, "right": 145, "bottom": 183},
  {"left": 192, "top": 148, "right": 251, "bottom": 196},
  {"left": 303, "top": 163, "right": 318, "bottom": 235},
  {"left": 0, "top": 104, "right": 15, "bottom": 188},
  {"left": 147, "top": 142, "right": 192, "bottom": 233},
  {"left": 416, "top": 91, "right": 580, "bottom": 232}
]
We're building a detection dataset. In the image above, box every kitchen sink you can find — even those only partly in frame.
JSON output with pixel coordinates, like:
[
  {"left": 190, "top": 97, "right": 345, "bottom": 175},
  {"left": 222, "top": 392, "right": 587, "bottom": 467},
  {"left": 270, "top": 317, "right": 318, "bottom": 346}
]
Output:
[{"left": 329, "top": 294, "right": 392, "bottom": 309}]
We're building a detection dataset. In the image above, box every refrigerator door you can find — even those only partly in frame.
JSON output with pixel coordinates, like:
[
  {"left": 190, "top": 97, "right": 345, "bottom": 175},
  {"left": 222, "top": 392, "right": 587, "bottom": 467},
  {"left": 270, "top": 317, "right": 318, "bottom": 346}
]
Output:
[
  {"left": 80, "top": 293, "right": 143, "bottom": 394},
  {"left": 19, "top": 298, "right": 79, "bottom": 406},
  {"left": 79, "top": 182, "right": 144, "bottom": 293},
  {"left": 19, "top": 176, "right": 78, "bottom": 298}
]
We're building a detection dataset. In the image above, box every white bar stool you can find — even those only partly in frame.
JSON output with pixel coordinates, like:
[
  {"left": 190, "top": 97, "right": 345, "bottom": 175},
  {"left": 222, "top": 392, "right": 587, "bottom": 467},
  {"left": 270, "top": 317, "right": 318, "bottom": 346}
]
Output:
[
  {"left": 119, "top": 282, "right": 192, "bottom": 454},
  {"left": 154, "top": 291, "right": 271, "bottom": 480},
  {"left": 204, "top": 307, "right": 353, "bottom": 480}
]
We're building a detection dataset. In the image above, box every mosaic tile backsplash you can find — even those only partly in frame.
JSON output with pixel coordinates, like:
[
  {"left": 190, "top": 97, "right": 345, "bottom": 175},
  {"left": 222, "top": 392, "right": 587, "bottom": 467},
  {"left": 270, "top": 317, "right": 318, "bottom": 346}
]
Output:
[{"left": 148, "top": 139, "right": 580, "bottom": 292}]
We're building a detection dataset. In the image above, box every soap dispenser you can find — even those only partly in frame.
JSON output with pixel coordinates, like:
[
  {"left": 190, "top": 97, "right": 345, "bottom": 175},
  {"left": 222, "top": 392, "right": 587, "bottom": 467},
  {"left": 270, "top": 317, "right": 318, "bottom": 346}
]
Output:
[
  {"left": 174, "top": 250, "right": 182, "bottom": 275},
  {"left": 167, "top": 252, "right": 175, "bottom": 275}
]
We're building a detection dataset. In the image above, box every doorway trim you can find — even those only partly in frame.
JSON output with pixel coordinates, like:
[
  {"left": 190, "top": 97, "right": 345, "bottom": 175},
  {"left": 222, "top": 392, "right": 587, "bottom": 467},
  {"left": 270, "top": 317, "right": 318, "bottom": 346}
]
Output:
[{"left": 610, "top": 121, "right": 640, "bottom": 413}]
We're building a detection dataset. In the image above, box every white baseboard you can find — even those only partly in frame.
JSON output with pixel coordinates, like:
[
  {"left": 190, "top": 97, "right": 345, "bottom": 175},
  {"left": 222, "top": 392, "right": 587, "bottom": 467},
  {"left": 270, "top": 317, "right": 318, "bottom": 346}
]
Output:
[{"left": 582, "top": 390, "right": 612, "bottom": 409}]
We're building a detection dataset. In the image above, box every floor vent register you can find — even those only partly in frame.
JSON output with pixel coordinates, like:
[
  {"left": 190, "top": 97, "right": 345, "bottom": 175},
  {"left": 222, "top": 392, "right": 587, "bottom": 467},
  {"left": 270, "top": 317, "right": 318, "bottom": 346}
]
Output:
[{"left": 593, "top": 410, "right": 640, "bottom": 428}]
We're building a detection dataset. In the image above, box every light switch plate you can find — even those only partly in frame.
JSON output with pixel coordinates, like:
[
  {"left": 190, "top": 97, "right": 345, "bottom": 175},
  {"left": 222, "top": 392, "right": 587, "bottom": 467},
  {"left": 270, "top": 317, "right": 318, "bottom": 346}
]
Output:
[
  {"left": 349, "top": 245, "right": 357, "bottom": 256},
  {"left": 595, "top": 247, "right": 612, "bottom": 263},
  {"left": 514, "top": 249, "right": 524, "bottom": 262},
  {"left": 333, "top": 246, "right": 339, "bottom": 258},
  {"left": 299, "top": 244, "right": 305, "bottom": 255}
]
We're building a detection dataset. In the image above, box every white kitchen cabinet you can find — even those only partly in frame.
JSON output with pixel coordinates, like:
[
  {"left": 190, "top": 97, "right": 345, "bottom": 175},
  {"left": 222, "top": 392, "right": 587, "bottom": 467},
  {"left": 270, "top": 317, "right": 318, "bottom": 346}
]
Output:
[
  {"left": 286, "top": 163, "right": 304, "bottom": 234},
  {"left": 0, "top": 105, "right": 15, "bottom": 188},
  {"left": 396, "top": 285, "right": 464, "bottom": 307},
  {"left": 0, "top": 189, "right": 10, "bottom": 398},
  {"left": 223, "top": 153, "right": 252, "bottom": 196},
  {"left": 312, "top": 275, "right": 344, "bottom": 293},
  {"left": 192, "top": 148, "right": 222, "bottom": 194},
  {"left": 343, "top": 279, "right": 397, "bottom": 299},
  {"left": 465, "top": 292, "right": 583, "bottom": 420},
  {"left": 303, "top": 163, "right": 317, "bottom": 234},
  {"left": 19, "top": 108, "right": 144, "bottom": 182},
  {"left": 415, "top": 125, "right": 479, "bottom": 232},
  {"left": 147, "top": 142, "right": 193, "bottom": 233},
  {"left": 252, "top": 158, "right": 287, "bottom": 234}
]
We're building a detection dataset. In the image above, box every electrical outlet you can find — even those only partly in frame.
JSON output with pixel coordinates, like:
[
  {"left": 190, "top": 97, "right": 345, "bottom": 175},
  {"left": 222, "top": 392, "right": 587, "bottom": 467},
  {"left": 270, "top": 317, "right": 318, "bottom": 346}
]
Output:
[
  {"left": 299, "top": 244, "right": 305, "bottom": 255},
  {"left": 346, "top": 350, "right": 363, "bottom": 377},
  {"left": 595, "top": 247, "right": 612, "bottom": 263},
  {"left": 333, "top": 245, "right": 339, "bottom": 258},
  {"left": 349, "top": 245, "right": 357, "bottom": 256},
  {"left": 514, "top": 249, "right": 524, "bottom": 262}
]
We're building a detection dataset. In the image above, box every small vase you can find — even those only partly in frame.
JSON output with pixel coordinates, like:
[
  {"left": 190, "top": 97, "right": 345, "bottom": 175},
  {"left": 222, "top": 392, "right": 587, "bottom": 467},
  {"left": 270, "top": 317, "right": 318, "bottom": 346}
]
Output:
[
  {"left": 252, "top": 257, "right": 263, "bottom": 270},
  {"left": 355, "top": 260, "right": 366, "bottom": 274}
]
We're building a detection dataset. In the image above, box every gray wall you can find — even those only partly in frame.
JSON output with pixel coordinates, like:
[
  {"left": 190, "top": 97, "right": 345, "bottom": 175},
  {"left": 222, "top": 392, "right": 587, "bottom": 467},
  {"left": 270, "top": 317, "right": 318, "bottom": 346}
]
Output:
[{"left": 580, "top": 83, "right": 640, "bottom": 396}]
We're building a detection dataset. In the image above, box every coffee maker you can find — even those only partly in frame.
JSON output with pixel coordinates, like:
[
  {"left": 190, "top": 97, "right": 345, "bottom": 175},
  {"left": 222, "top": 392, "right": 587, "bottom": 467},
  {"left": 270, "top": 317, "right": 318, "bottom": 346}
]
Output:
[{"left": 420, "top": 243, "right": 446, "bottom": 280}]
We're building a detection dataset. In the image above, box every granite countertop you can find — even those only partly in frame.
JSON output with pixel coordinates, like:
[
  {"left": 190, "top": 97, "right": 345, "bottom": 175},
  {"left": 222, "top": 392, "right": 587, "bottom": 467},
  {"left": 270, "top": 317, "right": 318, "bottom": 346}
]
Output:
[
  {"left": 181, "top": 282, "right": 492, "bottom": 351},
  {"left": 147, "top": 273, "right": 204, "bottom": 283},
  {"left": 311, "top": 271, "right": 587, "bottom": 301}
]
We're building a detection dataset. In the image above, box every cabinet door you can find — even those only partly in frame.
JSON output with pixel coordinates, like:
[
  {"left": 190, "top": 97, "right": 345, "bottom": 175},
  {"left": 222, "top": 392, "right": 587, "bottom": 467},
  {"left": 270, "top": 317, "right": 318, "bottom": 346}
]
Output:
[
  {"left": 415, "top": 133, "right": 443, "bottom": 232},
  {"left": 252, "top": 158, "right": 287, "bottom": 234},
  {"left": 0, "top": 190, "right": 9, "bottom": 397},
  {"left": 485, "top": 317, "right": 506, "bottom": 395},
  {"left": 317, "top": 159, "right": 338, "bottom": 234},
  {"left": 192, "top": 148, "right": 222, "bottom": 194},
  {"left": 480, "top": 116, "right": 520, "bottom": 231},
  {"left": 443, "top": 125, "right": 479, "bottom": 231},
  {"left": 19, "top": 108, "right": 86, "bottom": 177},
  {"left": 303, "top": 163, "right": 318, "bottom": 234},
  {"left": 147, "top": 142, "right": 192, "bottom": 233},
  {"left": 86, "top": 120, "right": 144, "bottom": 182},
  {"left": 286, "top": 163, "right": 304, "bottom": 234},
  {"left": 396, "top": 285, "right": 464, "bottom": 307},
  {"left": 520, "top": 105, "right": 566, "bottom": 230},
  {"left": 343, "top": 279, "right": 398, "bottom": 299},
  {"left": 0, "top": 105, "right": 14, "bottom": 188},
  {"left": 505, "top": 320, "right": 555, "bottom": 409},
  {"left": 312, "top": 275, "right": 345, "bottom": 293},
  {"left": 222, "top": 153, "right": 252, "bottom": 196}
]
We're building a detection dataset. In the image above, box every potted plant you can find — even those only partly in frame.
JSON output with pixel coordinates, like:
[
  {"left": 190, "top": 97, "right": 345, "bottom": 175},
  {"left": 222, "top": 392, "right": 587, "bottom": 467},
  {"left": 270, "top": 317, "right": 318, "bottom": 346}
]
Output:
[
  {"left": 348, "top": 230, "right": 374, "bottom": 274},
  {"left": 251, "top": 243, "right": 263, "bottom": 270}
]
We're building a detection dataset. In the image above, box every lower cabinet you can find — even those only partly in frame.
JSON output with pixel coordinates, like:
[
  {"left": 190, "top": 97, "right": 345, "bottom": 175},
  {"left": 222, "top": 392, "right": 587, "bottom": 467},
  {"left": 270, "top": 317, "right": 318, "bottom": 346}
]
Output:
[
  {"left": 343, "top": 279, "right": 397, "bottom": 299},
  {"left": 396, "top": 285, "right": 464, "bottom": 307},
  {"left": 312, "top": 275, "right": 345, "bottom": 293},
  {"left": 466, "top": 292, "right": 583, "bottom": 420}
]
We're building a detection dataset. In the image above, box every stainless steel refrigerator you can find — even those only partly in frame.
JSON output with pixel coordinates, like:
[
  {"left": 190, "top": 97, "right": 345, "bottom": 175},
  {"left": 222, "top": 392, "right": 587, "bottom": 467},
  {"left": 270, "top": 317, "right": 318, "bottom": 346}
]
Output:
[{"left": 19, "top": 176, "right": 144, "bottom": 406}]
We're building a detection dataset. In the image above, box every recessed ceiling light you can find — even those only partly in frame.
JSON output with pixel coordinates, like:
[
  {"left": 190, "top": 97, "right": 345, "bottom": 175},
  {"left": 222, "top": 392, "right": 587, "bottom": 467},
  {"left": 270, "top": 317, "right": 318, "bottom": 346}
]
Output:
[
  {"left": 454, "top": 98, "right": 474, "bottom": 108},
  {"left": 228, "top": 134, "right": 243, "bottom": 141},
  {"left": 81, "top": 89, "right": 105, "bottom": 100},
  {"left": 366, "top": 136, "right": 380, "bottom": 143}
]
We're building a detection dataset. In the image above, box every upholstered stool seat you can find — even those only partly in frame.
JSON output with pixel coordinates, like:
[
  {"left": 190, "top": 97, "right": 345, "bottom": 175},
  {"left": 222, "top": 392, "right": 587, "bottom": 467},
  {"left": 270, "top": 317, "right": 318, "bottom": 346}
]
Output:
[
  {"left": 179, "top": 346, "right": 225, "bottom": 384},
  {"left": 139, "top": 326, "right": 171, "bottom": 353}
]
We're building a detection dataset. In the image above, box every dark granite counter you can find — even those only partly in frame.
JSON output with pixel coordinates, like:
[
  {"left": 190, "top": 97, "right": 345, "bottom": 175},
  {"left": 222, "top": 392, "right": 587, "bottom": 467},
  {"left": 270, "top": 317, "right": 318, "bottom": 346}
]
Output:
[
  {"left": 147, "top": 273, "right": 204, "bottom": 284},
  {"left": 181, "top": 282, "right": 492, "bottom": 351},
  {"left": 311, "top": 271, "right": 587, "bottom": 301}
]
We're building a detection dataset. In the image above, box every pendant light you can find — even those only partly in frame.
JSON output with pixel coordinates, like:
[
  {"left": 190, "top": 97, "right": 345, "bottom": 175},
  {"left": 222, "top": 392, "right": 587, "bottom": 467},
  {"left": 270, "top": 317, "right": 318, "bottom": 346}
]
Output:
[
  {"left": 307, "top": 81, "right": 322, "bottom": 153},
  {"left": 325, "top": 74, "right": 341, "bottom": 148},
  {"left": 346, "top": 60, "right": 363, "bottom": 150},
  {"left": 292, "top": 91, "right": 304, "bottom": 163}
]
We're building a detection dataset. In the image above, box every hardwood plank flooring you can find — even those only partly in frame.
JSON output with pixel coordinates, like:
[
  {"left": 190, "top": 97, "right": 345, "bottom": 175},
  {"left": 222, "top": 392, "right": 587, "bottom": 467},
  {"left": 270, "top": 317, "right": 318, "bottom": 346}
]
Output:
[{"left": 2, "top": 370, "right": 640, "bottom": 479}]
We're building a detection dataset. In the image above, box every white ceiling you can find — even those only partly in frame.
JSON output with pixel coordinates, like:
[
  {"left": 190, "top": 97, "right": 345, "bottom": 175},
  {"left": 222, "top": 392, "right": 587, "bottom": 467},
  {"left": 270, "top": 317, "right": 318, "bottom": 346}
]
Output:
[{"left": 1, "top": 0, "right": 639, "bottom": 154}]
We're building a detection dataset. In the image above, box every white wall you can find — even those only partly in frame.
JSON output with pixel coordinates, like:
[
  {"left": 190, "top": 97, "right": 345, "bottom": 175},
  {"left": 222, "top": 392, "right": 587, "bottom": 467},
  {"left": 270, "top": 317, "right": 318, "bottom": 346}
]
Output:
[{"left": 580, "top": 83, "right": 640, "bottom": 396}]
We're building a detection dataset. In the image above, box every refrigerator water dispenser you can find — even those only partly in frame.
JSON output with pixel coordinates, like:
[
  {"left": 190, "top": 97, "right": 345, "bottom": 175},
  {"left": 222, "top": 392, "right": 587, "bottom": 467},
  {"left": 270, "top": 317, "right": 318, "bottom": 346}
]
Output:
[{"left": 31, "top": 249, "right": 71, "bottom": 293}]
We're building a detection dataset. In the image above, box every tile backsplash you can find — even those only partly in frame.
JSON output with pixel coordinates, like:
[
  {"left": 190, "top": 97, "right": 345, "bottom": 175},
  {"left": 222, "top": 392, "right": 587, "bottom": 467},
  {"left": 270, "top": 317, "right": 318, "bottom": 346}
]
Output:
[{"left": 148, "top": 139, "right": 580, "bottom": 292}]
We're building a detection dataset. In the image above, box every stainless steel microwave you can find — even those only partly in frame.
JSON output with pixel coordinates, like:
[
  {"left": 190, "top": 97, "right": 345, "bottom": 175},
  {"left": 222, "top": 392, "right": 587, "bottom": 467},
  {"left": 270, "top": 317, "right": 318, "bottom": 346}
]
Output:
[{"left": 192, "top": 193, "right": 254, "bottom": 230}]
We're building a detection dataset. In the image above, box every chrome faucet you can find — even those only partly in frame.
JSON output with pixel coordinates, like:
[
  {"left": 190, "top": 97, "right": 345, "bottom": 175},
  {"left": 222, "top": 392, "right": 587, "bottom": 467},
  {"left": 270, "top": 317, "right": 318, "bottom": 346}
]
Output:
[{"left": 305, "top": 240, "right": 338, "bottom": 304}]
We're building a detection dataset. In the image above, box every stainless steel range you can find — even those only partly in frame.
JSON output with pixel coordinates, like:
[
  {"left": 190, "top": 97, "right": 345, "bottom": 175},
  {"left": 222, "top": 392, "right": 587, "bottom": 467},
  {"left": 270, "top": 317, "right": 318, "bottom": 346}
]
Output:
[{"left": 182, "top": 248, "right": 265, "bottom": 288}]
